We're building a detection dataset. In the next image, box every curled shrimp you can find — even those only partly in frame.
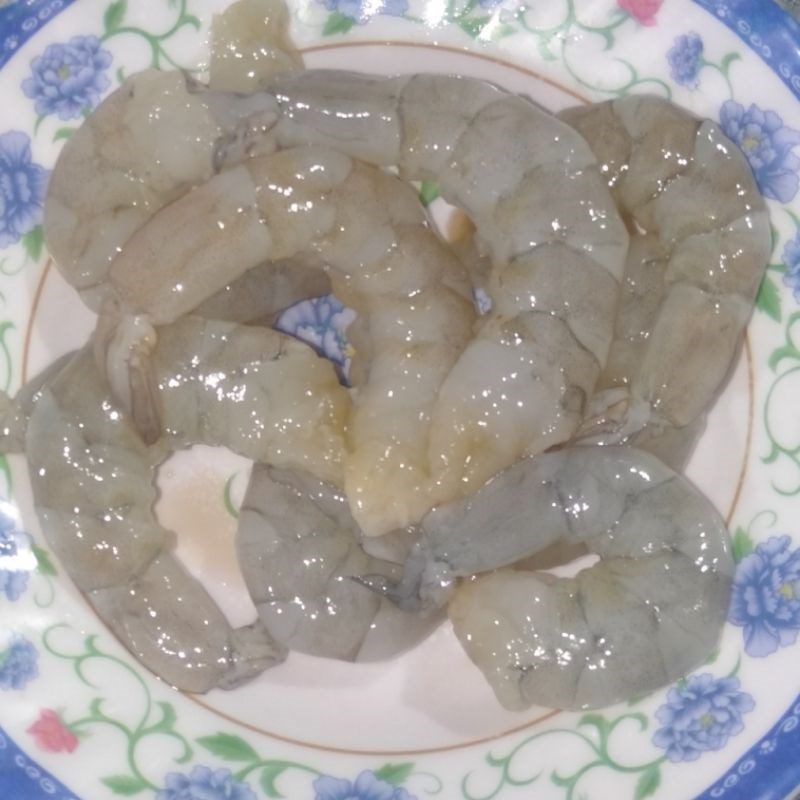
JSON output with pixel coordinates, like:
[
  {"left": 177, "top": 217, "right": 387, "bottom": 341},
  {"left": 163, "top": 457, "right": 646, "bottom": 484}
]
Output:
[
  {"left": 3, "top": 315, "right": 349, "bottom": 691},
  {"left": 98, "top": 143, "right": 475, "bottom": 534},
  {"left": 370, "top": 445, "right": 733, "bottom": 710},
  {"left": 559, "top": 96, "right": 771, "bottom": 467},
  {"left": 212, "top": 71, "right": 630, "bottom": 501},
  {"left": 42, "top": 0, "right": 298, "bottom": 316},
  {"left": 237, "top": 464, "right": 443, "bottom": 662}
]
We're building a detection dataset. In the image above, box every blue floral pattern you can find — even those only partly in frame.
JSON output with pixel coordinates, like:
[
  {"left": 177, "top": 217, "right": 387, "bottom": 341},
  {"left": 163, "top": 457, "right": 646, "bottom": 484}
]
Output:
[
  {"left": 728, "top": 535, "right": 800, "bottom": 656},
  {"left": 156, "top": 766, "right": 256, "bottom": 800},
  {"left": 0, "top": 505, "right": 34, "bottom": 602},
  {"left": 22, "top": 35, "right": 112, "bottom": 120},
  {"left": 320, "top": 0, "right": 408, "bottom": 24},
  {"left": 652, "top": 674, "right": 755, "bottom": 762},
  {"left": 782, "top": 230, "right": 800, "bottom": 302},
  {"left": 0, "top": 636, "right": 38, "bottom": 690},
  {"left": 275, "top": 296, "right": 355, "bottom": 368},
  {"left": 0, "top": 130, "right": 48, "bottom": 249},
  {"left": 667, "top": 32, "right": 704, "bottom": 88},
  {"left": 719, "top": 100, "right": 800, "bottom": 203},
  {"left": 314, "top": 770, "right": 416, "bottom": 800}
]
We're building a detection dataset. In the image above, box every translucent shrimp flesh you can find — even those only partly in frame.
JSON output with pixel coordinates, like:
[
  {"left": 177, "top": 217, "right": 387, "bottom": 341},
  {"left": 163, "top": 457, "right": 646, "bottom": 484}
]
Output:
[
  {"left": 559, "top": 96, "right": 771, "bottom": 468},
  {"left": 370, "top": 445, "right": 733, "bottom": 710},
  {"left": 98, "top": 143, "right": 476, "bottom": 534},
  {"left": 211, "top": 70, "right": 630, "bottom": 499},
  {"left": 4, "top": 316, "right": 350, "bottom": 691},
  {"left": 237, "top": 464, "right": 443, "bottom": 662}
]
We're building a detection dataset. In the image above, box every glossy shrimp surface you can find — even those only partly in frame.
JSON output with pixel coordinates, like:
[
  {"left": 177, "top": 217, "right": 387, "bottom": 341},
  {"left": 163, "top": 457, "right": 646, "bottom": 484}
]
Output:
[
  {"left": 238, "top": 464, "right": 443, "bottom": 662},
  {"left": 9, "top": 316, "right": 349, "bottom": 692},
  {"left": 560, "top": 96, "right": 771, "bottom": 467},
  {"left": 213, "top": 70, "right": 629, "bottom": 498},
  {"left": 375, "top": 446, "right": 733, "bottom": 710}
]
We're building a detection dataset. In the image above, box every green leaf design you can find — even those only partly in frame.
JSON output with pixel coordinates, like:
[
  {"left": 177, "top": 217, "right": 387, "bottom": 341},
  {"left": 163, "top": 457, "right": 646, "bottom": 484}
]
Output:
[
  {"left": 32, "top": 544, "right": 57, "bottom": 576},
  {"left": 374, "top": 762, "right": 414, "bottom": 785},
  {"left": 101, "top": 774, "right": 149, "bottom": 795},
  {"left": 196, "top": 732, "right": 259, "bottom": 762},
  {"left": 22, "top": 226, "right": 43, "bottom": 262},
  {"left": 457, "top": 15, "right": 491, "bottom": 38},
  {"left": 259, "top": 763, "right": 288, "bottom": 798},
  {"left": 223, "top": 474, "right": 239, "bottom": 519},
  {"left": 578, "top": 712, "right": 610, "bottom": 741},
  {"left": 53, "top": 127, "right": 76, "bottom": 142},
  {"left": 104, "top": 0, "right": 127, "bottom": 33},
  {"left": 151, "top": 701, "right": 177, "bottom": 733},
  {"left": 322, "top": 11, "right": 356, "bottom": 36},
  {"left": 634, "top": 764, "right": 661, "bottom": 800},
  {"left": 731, "top": 526, "right": 755, "bottom": 562},
  {"left": 720, "top": 51, "right": 742, "bottom": 75},
  {"left": 418, "top": 180, "right": 439, "bottom": 207},
  {"left": 756, "top": 274, "right": 782, "bottom": 321}
]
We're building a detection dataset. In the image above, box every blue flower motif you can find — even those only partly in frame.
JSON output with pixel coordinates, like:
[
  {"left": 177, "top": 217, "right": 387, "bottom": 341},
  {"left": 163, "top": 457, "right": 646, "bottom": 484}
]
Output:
[
  {"left": 156, "top": 766, "right": 256, "bottom": 800},
  {"left": 0, "top": 502, "right": 35, "bottom": 601},
  {"left": 667, "top": 32, "right": 704, "bottom": 89},
  {"left": 321, "top": 0, "right": 408, "bottom": 24},
  {"left": 314, "top": 770, "right": 416, "bottom": 800},
  {"left": 275, "top": 295, "right": 355, "bottom": 367},
  {"left": 0, "top": 130, "right": 48, "bottom": 248},
  {"left": 728, "top": 535, "right": 800, "bottom": 656},
  {"left": 652, "top": 673, "right": 755, "bottom": 762},
  {"left": 22, "top": 35, "right": 112, "bottom": 120},
  {"left": 782, "top": 231, "right": 800, "bottom": 303},
  {"left": 720, "top": 100, "right": 800, "bottom": 203},
  {"left": 0, "top": 635, "right": 39, "bottom": 690}
]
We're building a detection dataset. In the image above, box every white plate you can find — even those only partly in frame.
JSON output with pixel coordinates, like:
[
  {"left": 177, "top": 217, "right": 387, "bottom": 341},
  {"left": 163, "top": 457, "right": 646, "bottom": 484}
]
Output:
[{"left": 1, "top": 1, "right": 800, "bottom": 798}]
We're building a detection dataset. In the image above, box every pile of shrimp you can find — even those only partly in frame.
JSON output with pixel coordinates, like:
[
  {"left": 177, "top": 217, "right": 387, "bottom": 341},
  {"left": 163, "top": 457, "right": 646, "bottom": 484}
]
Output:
[{"left": 0, "top": 0, "right": 770, "bottom": 710}]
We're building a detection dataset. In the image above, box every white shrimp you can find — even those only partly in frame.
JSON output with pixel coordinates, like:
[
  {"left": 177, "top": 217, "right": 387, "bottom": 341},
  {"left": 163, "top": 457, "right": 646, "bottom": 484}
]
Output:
[
  {"left": 369, "top": 445, "right": 733, "bottom": 710},
  {"left": 98, "top": 144, "right": 475, "bottom": 533},
  {"left": 237, "top": 464, "right": 443, "bottom": 662},
  {"left": 3, "top": 316, "right": 350, "bottom": 691},
  {"left": 212, "top": 71, "right": 630, "bottom": 500},
  {"left": 559, "top": 96, "right": 771, "bottom": 468}
]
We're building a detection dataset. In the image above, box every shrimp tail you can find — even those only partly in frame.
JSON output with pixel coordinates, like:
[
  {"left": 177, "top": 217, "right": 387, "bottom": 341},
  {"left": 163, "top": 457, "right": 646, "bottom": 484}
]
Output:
[{"left": 94, "top": 301, "right": 161, "bottom": 445}]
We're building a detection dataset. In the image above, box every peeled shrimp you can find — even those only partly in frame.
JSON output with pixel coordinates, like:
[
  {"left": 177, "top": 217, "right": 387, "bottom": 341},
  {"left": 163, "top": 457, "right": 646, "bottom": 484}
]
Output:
[
  {"left": 372, "top": 446, "right": 733, "bottom": 710},
  {"left": 43, "top": 0, "right": 299, "bottom": 315},
  {"left": 101, "top": 143, "right": 475, "bottom": 533},
  {"left": 212, "top": 71, "right": 629, "bottom": 500},
  {"left": 559, "top": 96, "right": 770, "bottom": 467},
  {"left": 237, "top": 464, "right": 442, "bottom": 662},
  {"left": 5, "top": 316, "right": 350, "bottom": 691}
]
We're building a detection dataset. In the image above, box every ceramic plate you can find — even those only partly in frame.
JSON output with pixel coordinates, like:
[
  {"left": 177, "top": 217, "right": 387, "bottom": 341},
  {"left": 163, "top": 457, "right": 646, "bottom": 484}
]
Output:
[{"left": 2, "top": 0, "right": 800, "bottom": 798}]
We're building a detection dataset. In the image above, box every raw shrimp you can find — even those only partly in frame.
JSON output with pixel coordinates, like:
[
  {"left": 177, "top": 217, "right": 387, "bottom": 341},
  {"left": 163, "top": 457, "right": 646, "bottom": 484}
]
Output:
[
  {"left": 9, "top": 315, "right": 350, "bottom": 691},
  {"left": 100, "top": 143, "right": 475, "bottom": 533},
  {"left": 212, "top": 70, "right": 629, "bottom": 499},
  {"left": 369, "top": 446, "right": 733, "bottom": 710},
  {"left": 43, "top": 0, "right": 299, "bottom": 315},
  {"left": 237, "top": 464, "right": 442, "bottom": 662},
  {"left": 559, "top": 96, "right": 770, "bottom": 467}
]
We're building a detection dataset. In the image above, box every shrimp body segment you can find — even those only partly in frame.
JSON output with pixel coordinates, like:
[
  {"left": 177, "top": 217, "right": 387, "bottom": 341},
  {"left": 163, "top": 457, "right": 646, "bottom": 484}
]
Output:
[
  {"left": 237, "top": 465, "right": 443, "bottom": 662},
  {"left": 216, "top": 71, "right": 630, "bottom": 498},
  {"left": 20, "top": 316, "right": 350, "bottom": 692},
  {"left": 560, "top": 96, "right": 771, "bottom": 466},
  {"left": 379, "top": 446, "right": 733, "bottom": 710}
]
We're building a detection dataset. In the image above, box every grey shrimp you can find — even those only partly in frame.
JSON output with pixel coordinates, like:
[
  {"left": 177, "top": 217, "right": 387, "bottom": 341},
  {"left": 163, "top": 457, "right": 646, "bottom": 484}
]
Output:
[
  {"left": 369, "top": 446, "right": 733, "bottom": 710},
  {"left": 4, "top": 316, "right": 350, "bottom": 691},
  {"left": 560, "top": 96, "right": 771, "bottom": 468},
  {"left": 237, "top": 465, "right": 442, "bottom": 662}
]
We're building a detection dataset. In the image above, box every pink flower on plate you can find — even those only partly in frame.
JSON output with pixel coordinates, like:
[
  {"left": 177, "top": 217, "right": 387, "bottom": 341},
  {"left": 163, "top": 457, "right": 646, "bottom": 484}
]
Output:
[
  {"left": 618, "top": 0, "right": 663, "bottom": 25},
  {"left": 26, "top": 709, "right": 78, "bottom": 753}
]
